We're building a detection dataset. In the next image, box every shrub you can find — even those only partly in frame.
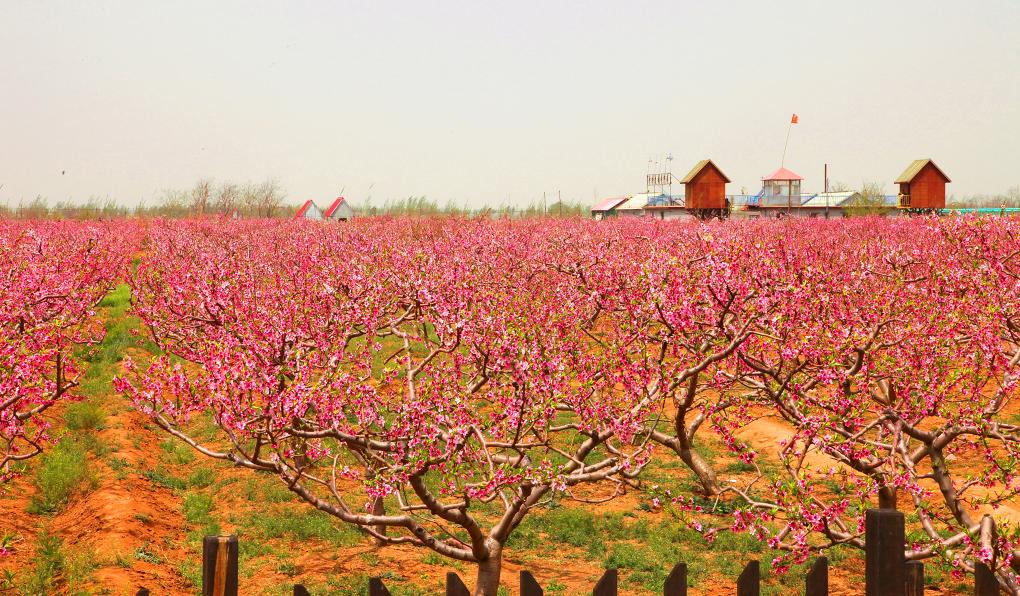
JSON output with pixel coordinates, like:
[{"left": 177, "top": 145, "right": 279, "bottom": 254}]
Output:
[
  {"left": 21, "top": 531, "right": 63, "bottom": 594},
  {"left": 187, "top": 467, "right": 216, "bottom": 489},
  {"left": 63, "top": 401, "right": 106, "bottom": 431},
  {"left": 29, "top": 438, "right": 96, "bottom": 514},
  {"left": 143, "top": 468, "right": 187, "bottom": 491}
]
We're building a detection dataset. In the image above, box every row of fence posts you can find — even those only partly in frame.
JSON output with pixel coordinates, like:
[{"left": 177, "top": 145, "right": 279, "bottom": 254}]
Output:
[{"left": 134, "top": 508, "right": 1001, "bottom": 595}]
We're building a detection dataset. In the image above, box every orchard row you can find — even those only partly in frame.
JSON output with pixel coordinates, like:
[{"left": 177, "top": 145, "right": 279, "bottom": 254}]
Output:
[{"left": 4, "top": 216, "right": 1020, "bottom": 594}]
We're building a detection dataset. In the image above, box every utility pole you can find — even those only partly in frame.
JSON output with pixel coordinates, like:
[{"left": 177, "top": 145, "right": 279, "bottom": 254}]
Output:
[
  {"left": 558, "top": 190, "right": 562, "bottom": 217},
  {"left": 824, "top": 163, "right": 829, "bottom": 219}
]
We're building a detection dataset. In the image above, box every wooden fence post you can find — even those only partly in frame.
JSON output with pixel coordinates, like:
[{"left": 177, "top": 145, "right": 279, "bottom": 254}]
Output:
[
  {"left": 592, "top": 569, "right": 618, "bottom": 596},
  {"left": 663, "top": 562, "right": 687, "bottom": 596},
  {"left": 805, "top": 557, "right": 827, "bottom": 596},
  {"left": 903, "top": 561, "right": 923, "bottom": 596},
  {"left": 865, "top": 508, "right": 904, "bottom": 596},
  {"left": 736, "top": 561, "right": 759, "bottom": 596},
  {"left": 136, "top": 589, "right": 151, "bottom": 596},
  {"left": 520, "top": 570, "right": 543, "bottom": 596},
  {"left": 202, "top": 535, "right": 239, "bottom": 596},
  {"left": 446, "top": 571, "right": 471, "bottom": 596},
  {"left": 368, "top": 577, "right": 392, "bottom": 596},
  {"left": 974, "top": 562, "right": 998, "bottom": 596}
]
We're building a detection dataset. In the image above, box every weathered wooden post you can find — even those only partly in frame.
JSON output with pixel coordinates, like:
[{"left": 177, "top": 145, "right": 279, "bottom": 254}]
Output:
[
  {"left": 865, "top": 509, "right": 904, "bottom": 596},
  {"left": 903, "top": 561, "right": 923, "bottom": 596},
  {"left": 805, "top": 557, "right": 828, "bottom": 596},
  {"left": 202, "top": 535, "right": 238, "bottom": 596},
  {"left": 136, "top": 589, "right": 151, "bottom": 596},
  {"left": 368, "top": 577, "right": 391, "bottom": 596},
  {"left": 592, "top": 569, "right": 618, "bottom": 596},
  {"left": 520, "top": 570, "right": 543, "bottom": 596},
  {"left": 736, "top": 561, "right": 760, "bottom": 596},
  {"left": 663, "top": 562, "right": 687, "bottom": 596},
  {"left": 446, "top": 571, "right": 471, "bottom": 596}
]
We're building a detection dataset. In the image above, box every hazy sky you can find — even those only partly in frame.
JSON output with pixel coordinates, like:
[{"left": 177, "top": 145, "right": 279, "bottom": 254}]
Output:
[{"left": 2, "top": 0, "right": 1018, "bottom": 208}]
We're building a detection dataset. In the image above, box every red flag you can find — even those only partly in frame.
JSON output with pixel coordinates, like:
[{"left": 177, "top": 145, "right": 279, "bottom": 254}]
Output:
[{"left": 791, "top": 114, "right": 799, "bottom": 124}]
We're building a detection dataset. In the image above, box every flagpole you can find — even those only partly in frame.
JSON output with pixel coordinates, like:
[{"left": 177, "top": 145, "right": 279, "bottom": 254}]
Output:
[{"left": 780, "top": 120, "right": 793, "bottom": 168}]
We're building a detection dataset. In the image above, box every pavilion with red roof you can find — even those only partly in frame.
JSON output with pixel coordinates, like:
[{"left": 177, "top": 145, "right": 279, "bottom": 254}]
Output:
[{"left": 761, "top": 166, "right": 803, "bottom": 207}]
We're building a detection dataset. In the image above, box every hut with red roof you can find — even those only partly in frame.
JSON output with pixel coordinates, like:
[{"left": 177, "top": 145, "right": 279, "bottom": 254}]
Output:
[
  {"left": 323, "top": 196, "right": 354, "bottom": 221},
  {"left": 293, "top": 200, "right": 323, "bottom": 220}
]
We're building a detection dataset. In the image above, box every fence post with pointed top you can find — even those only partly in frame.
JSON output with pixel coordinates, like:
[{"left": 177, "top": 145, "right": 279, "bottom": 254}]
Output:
[
  {"left": 663, "top": 562, "right": 687, "bottom": 596},
  {"left": 368, "top": 577, "right": 391, "bottom": 596},
  {"left": 520, "top": 570, "right": 543, "bottom": 596},
  {"left": 736, "top": 560, "right": 760, "bottom": 596},
  {"left": 805, "top": 557, "right": 828, "bottom": 596},
  {"left": 446, "top": 572, "right": 471, "bottom": 596},
  {"left": 593, "top": 568, "right": 617, "bottom": 596}
]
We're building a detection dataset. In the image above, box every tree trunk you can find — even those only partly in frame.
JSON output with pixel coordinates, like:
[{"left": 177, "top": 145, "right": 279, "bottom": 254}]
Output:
[
  {"left": 878, "top": 486, "right": 897, "bottom": 510},
  {"left": 473, "top": 541, "right": 503, "bottom": 596},
  {"left": 678, "top": 446, "right": 720, "bottom": 496},
  {"left": 371, "top": 495, "right": 387, "bottom": 544}
]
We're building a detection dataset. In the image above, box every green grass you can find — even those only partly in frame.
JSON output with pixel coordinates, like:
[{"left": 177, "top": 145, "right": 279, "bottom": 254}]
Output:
[
  {"left": 159, "top": 438, "right": 196, "bottom": 465},
  {"left": 28, "top": 437, "right": 98, "bottom": 514},
  {"left": 78, "top": 284, "right": 157, "bottom": 397},
  {"left": 63, "top": 400, "right": 106, "bottom": 431},
  {"left": 241, "top": 476, "right": 297, "bottom": 503},
  {"left": 605, "top": 542, "right": 664, "bottom": 592},
  {"left": 20, "top": 530, "right": 64, "bottom": 594},
  {"left": 234, "top": 508, "right": 361, "bottom": 547},
  {"left": 134, "top": 543, "right": 162, "bottom": 564},
  {"left": 292, "top": 572, "right": 435, "bottom": 596},
  {"left": 15, "top": 530, "right": 98, "bottom": 594},
  {"left": 509, "top": 507, "right": 640, "bottom": 559},
  {"left": 142, "top": 467, "right": 187, "bottom": 491},
  {"left": 187, "top": 467, "right": 217, "bottom": 489},
  {"left": 179, "top": 560, "right": 202, "bottom": 588},
  {"left": 182, "top": 492, "right": 221, "bottom": 538},
  {"left": 182, "top": 492, "right": 214, "bottom": 524}
]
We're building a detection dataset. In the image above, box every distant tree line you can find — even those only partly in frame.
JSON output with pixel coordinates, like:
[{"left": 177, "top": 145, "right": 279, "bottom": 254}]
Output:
[
  {"left": 355, "top": 196, "right": 589, "bottom": 218},
  {"left": 947, "top": 186, "right": 1020, "bottom": 208},
  {"left": 0, "top": 183, "right": 594, "bottom": 220},
  {"left": 7, "top": 179, "right": 1015, "bottom": 220},
  {"left": 150, "top": 178, "right": 286, "bottom": 217},
  {"left": 0, "top": 178, "right": 286, "bottom": 219}
]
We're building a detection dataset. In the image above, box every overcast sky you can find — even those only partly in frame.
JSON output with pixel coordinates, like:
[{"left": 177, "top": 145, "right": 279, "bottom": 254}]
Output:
[{"left": 2, "top": 0, "right": 1018, "bottom": 208}]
